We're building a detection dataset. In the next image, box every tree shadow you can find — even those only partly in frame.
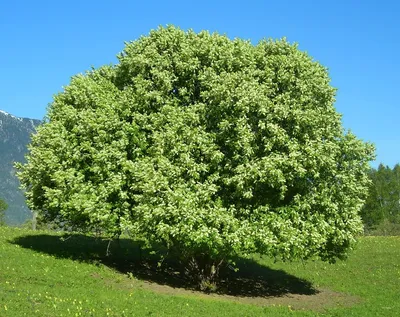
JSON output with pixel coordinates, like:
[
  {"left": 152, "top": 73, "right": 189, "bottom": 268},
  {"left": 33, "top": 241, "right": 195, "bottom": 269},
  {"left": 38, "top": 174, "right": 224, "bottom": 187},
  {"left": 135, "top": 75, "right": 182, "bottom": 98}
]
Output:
[{"left": 10, "top": 233, "right": 317, "bottom": 298}]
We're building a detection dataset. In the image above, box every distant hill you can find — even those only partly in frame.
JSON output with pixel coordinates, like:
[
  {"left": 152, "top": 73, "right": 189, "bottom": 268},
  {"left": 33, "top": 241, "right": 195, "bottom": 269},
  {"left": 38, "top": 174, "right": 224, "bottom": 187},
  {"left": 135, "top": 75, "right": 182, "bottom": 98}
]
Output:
[{"left": 0, "top": 110, "right": 41, "bottom": 225}]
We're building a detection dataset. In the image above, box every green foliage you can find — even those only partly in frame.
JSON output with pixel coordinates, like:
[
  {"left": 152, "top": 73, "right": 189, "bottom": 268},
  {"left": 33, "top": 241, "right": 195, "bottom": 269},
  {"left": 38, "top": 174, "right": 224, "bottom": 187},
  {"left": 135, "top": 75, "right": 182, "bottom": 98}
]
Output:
[
  {"left": 366, "top": 219, "right": 400, "bottom": 236},
  {"left": 17, "top": 26, "right": 374, "bottom": 285},
  {"left": 20, "top": 212, "right": 56, "bottom": 231},
  {"left": 0, "top": 198, "right": 7, "bottom": 226},
  {"left": 361, "top": 164, "right": 400, "bottom": 234}
]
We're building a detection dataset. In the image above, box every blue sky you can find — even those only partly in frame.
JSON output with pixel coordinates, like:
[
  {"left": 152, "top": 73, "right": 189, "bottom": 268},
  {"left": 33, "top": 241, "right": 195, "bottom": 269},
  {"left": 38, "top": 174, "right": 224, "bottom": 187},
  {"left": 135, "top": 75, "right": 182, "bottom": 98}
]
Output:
[{"left": 0, "top": 0, "right": 398, "bottom": 167}]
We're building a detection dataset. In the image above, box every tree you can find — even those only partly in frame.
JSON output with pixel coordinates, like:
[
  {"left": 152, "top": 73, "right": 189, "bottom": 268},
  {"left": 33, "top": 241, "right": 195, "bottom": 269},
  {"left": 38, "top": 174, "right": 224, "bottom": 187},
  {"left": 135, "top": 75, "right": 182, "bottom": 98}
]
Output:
[
  {"left": 17, "top": 26, "right": 375, "bottom": 289},
  {"left": 0, "top": 198, "right": 7, "bottom": 226},
  {"left": 361, "top": 164, "right": 400, "bottom": 231}
]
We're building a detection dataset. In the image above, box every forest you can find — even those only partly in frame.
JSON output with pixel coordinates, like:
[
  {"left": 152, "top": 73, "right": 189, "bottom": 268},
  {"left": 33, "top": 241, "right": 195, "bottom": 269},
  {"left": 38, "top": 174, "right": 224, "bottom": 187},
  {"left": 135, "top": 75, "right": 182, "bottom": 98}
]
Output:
[{"left": 361, "top": 164, "right": 400, "bottom": 235}]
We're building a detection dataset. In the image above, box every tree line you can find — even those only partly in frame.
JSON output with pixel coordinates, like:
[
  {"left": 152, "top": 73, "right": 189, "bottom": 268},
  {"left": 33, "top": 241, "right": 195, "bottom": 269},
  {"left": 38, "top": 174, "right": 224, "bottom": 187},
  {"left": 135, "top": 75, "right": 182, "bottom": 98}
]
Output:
[{"left": 361, "top": 164, "right": 400, "bottom": 235}]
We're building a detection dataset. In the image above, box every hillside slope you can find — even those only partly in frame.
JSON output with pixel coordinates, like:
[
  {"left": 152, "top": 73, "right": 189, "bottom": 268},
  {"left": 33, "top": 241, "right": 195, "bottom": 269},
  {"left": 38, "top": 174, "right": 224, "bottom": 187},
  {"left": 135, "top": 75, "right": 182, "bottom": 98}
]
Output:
[{"left": 1, "top": 227, "right": 399, "bottom": 316}]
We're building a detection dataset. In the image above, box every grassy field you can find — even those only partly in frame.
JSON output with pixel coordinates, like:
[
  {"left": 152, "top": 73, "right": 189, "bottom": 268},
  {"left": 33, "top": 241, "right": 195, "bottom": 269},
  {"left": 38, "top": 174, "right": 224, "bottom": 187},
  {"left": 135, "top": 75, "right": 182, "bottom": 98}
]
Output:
[{"left": 0, "top": 226, "right": 399, "bottom": 316}]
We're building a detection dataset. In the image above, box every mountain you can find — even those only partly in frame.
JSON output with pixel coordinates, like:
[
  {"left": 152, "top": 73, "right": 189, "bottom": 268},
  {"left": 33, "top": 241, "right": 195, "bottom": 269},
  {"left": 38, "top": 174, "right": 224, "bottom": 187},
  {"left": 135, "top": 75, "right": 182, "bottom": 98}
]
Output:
[{"left": 0, "top": 110, "right": 41, "bottom": 225}]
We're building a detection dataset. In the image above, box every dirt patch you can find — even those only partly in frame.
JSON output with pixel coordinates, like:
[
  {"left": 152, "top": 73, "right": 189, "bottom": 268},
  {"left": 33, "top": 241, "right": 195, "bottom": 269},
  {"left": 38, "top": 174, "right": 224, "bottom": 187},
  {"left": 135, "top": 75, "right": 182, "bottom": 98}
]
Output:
[
  {"left": 136, "top": 281, "right": 362, "bottom": 312},
  {"left": 91, "top": 264, "right": 361, "bottom": 312}
]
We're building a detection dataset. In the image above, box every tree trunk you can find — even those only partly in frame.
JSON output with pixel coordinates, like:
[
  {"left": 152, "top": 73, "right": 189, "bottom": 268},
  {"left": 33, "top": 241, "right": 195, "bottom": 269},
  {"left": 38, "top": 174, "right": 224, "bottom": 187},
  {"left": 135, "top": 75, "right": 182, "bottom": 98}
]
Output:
[
  {"left": 184, "top": 254, "right": 225, "bottom": 292},
  {"left": 32, "top": 211, "right": 37, "bottom": 230}
]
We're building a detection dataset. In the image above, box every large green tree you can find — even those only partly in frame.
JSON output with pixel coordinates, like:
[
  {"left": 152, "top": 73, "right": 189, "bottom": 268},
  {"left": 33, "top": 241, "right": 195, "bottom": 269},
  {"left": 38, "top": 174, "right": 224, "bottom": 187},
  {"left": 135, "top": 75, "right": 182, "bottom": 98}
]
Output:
[{"left": 17, "top": 26, "right": 374, "bottom": 288}]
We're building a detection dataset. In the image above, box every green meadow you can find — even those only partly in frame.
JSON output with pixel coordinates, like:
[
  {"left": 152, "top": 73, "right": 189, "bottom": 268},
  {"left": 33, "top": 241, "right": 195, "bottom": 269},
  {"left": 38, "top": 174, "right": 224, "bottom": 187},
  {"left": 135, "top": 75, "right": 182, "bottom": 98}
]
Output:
[{"left": 0, "top": 226, "right": 398, "bottom": 316}]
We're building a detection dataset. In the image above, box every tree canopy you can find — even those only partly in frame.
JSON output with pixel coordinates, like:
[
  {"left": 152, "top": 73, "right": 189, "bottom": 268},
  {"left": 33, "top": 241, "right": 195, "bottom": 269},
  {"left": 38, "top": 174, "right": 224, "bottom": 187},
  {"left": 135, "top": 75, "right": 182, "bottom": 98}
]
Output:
[{"left": 17, "top": 26, "right": 374, "bottom": 287}]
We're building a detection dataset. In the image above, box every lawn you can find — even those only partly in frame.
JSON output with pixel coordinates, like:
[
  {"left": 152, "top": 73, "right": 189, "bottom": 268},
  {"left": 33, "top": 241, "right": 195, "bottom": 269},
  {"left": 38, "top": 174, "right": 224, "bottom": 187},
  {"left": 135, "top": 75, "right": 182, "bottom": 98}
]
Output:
[{"left": 0, "top": 226, "right": 398, "bottom": 316}]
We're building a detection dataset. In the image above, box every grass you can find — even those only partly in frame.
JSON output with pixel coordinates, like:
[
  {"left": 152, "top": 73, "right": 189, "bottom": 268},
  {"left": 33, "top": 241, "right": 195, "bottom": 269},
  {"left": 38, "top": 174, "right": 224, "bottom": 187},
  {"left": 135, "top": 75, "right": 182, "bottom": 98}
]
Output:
[{"left": 0, "top": 226, "right": 399, "bottom": 316}]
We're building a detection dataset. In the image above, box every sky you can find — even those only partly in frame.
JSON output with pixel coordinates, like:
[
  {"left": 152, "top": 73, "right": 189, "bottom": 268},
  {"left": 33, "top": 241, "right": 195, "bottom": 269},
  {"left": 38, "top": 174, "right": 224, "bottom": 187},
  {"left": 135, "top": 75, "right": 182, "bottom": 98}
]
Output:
[{"left": 0, "top": 0, "right": 399, "bottom": 167}]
